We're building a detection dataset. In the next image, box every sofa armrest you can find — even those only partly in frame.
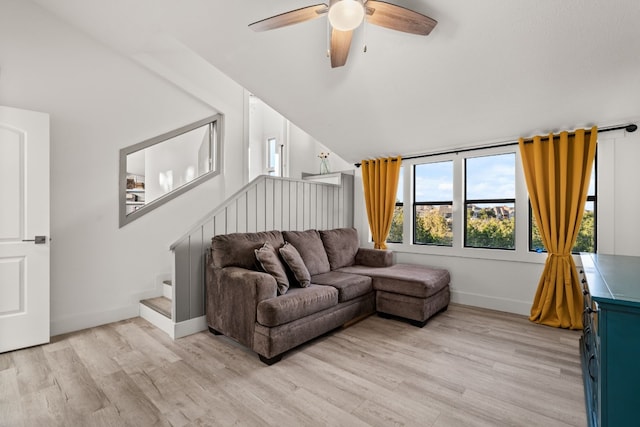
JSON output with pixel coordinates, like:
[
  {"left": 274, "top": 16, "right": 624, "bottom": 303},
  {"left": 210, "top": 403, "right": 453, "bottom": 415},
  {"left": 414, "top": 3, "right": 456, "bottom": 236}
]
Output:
[
  {"left": 206, "top": 266, "right": 277, "bottom": 348},
  {"left": 222, "top": 266, "right": 278, "bottom": 302},
  {"left": 355, "top": 248, "right": 394, "bottom": 267}
]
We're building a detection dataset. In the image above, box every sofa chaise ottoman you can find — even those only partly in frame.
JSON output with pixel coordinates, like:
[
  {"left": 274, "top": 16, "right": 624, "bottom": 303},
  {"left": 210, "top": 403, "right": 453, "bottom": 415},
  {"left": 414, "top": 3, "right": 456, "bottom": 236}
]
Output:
[{"left": 337, "top": 263, "right": 450, "bottom": 327}]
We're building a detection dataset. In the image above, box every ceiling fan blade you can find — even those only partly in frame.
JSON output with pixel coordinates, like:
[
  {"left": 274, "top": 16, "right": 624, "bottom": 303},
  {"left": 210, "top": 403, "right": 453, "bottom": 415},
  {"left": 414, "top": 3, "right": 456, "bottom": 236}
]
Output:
[
  {"left": 365, "top": 0, "right": 437, "bottom": 36},
  {"left": 330, "top": 28, "right": 354, "bottom": 68},
  {"left": 249, "top": 4, "right": 329, "bottom": 32}
]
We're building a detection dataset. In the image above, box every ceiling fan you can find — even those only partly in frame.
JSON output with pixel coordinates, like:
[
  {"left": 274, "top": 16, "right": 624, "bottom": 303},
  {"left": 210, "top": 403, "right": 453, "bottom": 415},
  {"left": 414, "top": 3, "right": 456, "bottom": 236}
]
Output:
[{"left": 249, "top": 0, "right": 437, "bottom": 68}]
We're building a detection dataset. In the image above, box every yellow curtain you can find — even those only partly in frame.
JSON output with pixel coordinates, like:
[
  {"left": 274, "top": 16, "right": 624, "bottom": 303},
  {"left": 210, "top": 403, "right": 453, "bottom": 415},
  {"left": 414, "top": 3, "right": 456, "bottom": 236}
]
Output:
[
  {"left": 361, "top": 156, "right": 402, "bottom": 249},
  {"left": 519, "top": 127, "right": 597, "bottom": 329}
]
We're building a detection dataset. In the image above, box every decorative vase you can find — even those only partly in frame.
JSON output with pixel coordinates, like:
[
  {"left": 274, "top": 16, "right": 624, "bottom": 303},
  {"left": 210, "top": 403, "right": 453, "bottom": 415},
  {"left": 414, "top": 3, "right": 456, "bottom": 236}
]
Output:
[{"left": 320, "top": 158, "right": 330, "bottom": 174}]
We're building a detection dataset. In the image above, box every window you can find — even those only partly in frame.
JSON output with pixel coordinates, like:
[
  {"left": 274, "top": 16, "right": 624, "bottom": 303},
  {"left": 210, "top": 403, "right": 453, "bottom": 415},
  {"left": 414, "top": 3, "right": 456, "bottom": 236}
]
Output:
[
  {"left": 414, "top": 161, "right": 453, "bottom": 246},
  {"left": 387, "top": 167, "right": 404, "bottom": 243},
  {"left": 530, "top": 161, "right": 596, "bottom": 253},
  {"left": 465, "top": 153, "right": 516, "bottom": 249},
  {"left": 266, "top": 137, "right": 279, "bottom": 176},
  {"left": 119, "top": 114, "right": 222, "bottom": 227},
  {"left": 388, "top": 143, "right": 598, "bottom": 257}
]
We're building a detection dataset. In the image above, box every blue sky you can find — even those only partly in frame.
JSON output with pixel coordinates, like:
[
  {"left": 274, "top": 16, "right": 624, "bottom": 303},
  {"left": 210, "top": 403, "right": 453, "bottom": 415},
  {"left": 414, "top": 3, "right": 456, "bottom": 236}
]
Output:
[
  {"left": 414, "top": 160, "right": 454, "bottom": 202},
  {"left": 398, "top": 153, "right": 595, "bottom": 203},
  {"left": 465, "top": 154, "right": 516, "bottom": 200},
  {"left": 410, "top": 154, "right": 515, "bottom": 202}
]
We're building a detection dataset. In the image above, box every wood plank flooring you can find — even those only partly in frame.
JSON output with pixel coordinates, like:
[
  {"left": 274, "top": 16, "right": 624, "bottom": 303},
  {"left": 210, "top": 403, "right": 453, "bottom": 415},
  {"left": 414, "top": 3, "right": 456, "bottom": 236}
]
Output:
[{"left": 0, "top": 304, "right": 586, "bottom": 426}]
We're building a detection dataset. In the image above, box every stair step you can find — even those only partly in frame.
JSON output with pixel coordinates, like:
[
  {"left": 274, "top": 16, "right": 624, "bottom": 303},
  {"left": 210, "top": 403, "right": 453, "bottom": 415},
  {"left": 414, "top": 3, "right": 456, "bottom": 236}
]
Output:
[
  {"left": 162, "top": 280, "right": 172, "bottom": 299},
  {"left": 140, "top": 296, "right": 171, "bottom": 319}
]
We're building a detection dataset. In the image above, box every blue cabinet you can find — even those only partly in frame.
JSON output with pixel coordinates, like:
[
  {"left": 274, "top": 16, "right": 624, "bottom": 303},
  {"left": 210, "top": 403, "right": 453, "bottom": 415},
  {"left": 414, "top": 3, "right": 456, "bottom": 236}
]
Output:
[{"left": 580, "top": 253, "right": 640, "bottom": 427}]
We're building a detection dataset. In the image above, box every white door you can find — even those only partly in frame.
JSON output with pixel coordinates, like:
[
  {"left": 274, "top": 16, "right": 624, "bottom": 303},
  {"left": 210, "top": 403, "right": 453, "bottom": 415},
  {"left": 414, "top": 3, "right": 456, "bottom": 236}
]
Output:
[{"left": 0, "top": 106, "right": 50, "bottom": 353}]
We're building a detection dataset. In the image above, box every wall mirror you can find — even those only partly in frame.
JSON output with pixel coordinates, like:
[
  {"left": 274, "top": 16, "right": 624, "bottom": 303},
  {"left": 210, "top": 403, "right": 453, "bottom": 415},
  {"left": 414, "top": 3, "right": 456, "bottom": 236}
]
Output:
[{"left": 119, "top": 114, "right": 222, "bottom": 227}]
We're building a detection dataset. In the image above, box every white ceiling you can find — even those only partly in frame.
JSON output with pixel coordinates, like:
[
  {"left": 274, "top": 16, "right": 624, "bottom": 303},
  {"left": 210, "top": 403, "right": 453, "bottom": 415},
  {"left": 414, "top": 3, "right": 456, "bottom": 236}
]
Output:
[{"left": 33, "top": 0, "right": 640, "bottom": 163}]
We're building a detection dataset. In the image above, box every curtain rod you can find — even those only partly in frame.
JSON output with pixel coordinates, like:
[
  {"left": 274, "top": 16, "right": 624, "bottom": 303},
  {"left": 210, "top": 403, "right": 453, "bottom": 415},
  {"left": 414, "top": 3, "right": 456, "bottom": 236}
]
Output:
[{"left": 354, "top": 123, "right": 637, "bottom": 167}]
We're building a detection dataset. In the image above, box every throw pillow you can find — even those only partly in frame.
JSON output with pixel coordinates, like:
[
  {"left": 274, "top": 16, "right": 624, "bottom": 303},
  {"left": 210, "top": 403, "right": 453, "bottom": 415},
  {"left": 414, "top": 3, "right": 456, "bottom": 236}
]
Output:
[
  {"left": 279, "top": 242, "right": 311, "bottom": 287},
  {"left": 255, "top": 242, "right": 289, "bottom": 295}
]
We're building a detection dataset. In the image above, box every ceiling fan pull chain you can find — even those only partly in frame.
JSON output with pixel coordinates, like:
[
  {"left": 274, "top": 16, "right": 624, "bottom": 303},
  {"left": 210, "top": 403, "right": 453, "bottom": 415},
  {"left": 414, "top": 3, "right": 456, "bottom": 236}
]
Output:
[
  {"left": 363, "top": 9, "right": 368, "bottom": 53},
  {"left": 326, "top": 14, "right": 331, "bottom": 58}
]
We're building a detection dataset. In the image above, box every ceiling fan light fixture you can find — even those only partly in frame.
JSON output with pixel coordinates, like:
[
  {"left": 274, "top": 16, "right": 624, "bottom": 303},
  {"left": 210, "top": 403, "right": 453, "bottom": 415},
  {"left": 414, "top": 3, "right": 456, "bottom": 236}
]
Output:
[{"left": 328, "top": 0, "right": 365, "bottom": 31}]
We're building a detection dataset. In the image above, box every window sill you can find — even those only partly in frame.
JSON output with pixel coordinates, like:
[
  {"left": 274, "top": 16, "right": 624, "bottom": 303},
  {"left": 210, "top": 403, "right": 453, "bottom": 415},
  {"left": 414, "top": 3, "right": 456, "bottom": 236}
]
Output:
[{"left": 379, "top": 241, "right": 552, "bottom": 265}]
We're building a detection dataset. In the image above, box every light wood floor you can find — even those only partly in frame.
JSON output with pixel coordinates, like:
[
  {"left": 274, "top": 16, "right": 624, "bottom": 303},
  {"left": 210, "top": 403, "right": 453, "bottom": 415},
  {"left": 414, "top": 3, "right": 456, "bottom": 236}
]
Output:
[{"left": 0, "top": 304, "right": 586, "bottom": 426}]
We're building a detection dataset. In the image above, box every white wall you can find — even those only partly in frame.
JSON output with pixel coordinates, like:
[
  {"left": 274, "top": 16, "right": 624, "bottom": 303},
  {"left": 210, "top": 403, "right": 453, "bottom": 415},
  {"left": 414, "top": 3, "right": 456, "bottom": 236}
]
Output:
[
  {"left": 144, "top": 129, "right": 205, "bottom": 202},
  {"left": 288, "top": 124, "right": 354, "bottom": 179},
  {"left": 0, "top": 0, "right": 246, "bottom": 335},
  {"left": 248, "top": 96, "right": 279, "bottom": 180},
  {"left": 249, "top": 95, "right": 355, "bottom": 181},
  {"left": 598, "top": 129, "right": 640, "bottom": 256},
  {"left": 353, "top": 126, "right": 640, "bottom": 317},
  {"left": 126, "top": 151, "right": 145, "bottom": 176}
]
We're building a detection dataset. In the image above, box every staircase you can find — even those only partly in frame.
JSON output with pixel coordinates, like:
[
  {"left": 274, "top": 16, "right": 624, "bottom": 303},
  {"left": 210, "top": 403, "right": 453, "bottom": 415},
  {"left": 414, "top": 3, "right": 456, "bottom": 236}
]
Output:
[
  {"left": 139, "top": 279, "right": 184, "bottom": 337},
  {"left": 140, "top": 280, "right": 172, "bottom": 317},
  {"left": 140, "top": 173, "right": 355, "bottom": 339}
]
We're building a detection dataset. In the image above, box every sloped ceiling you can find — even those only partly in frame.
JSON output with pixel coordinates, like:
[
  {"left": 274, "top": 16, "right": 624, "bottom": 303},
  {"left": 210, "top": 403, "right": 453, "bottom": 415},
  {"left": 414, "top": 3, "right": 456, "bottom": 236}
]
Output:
[{"left": 33, "top": 0, "right": 640, "bottom": 163}]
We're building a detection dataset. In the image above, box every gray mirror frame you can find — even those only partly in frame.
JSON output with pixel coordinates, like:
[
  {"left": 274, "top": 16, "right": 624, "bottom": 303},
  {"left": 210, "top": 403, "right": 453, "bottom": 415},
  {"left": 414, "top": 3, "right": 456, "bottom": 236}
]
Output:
[{"left": 119, "top": 114, "right": 223, "bottom": 227}]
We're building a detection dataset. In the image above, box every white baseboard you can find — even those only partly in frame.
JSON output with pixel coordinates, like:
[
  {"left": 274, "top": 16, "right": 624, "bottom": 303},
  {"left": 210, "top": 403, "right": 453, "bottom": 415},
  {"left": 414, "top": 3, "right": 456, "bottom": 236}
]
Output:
[
  {"left": 174, "top": 316, "right": 207, "bottom": 339},
  {"left": 50, "top": 304, "right": 139, "bottom": 336},
  {"left": 139, "top": 303, "right": 206, "bottom": 339},
  {"left": 450, "top": 290, "right": 531, "bottom": 316}
]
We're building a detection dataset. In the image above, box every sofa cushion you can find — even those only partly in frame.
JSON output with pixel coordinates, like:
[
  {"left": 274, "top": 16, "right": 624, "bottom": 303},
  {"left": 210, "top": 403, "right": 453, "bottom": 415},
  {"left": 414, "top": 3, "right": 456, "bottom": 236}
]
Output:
[
  {"left": 212, "top": 231, "right": 284, "bottom": 270},
  {"left": 256, "top": 285, "right": 338, "bottom": 327},
  {"left": 255, "top": 242, "right": 289, "bottom": 295},
  {"left": 282, "top": 230, "right": 331, "bottom": 276},
  {"left": 311, "top": 271, "right": 372, "bottom": 302},
  {"left": 337, "top": 264, "right": 450, "bottom": 298},
  {"left": 319, "top": 228, "right": 360, "bottom": 270},
  {"left": 355, "top": 248, "right": 394, "bottom": 268},
  {"left": 279, "top": 242, "right": 311, "bottom": 287}
]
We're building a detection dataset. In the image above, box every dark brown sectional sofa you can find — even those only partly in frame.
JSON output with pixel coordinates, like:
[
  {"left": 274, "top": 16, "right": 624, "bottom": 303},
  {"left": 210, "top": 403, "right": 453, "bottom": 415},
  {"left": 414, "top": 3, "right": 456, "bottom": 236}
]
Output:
[{"left": 206, "top": 227, "right": 450, "bottom": 365}]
